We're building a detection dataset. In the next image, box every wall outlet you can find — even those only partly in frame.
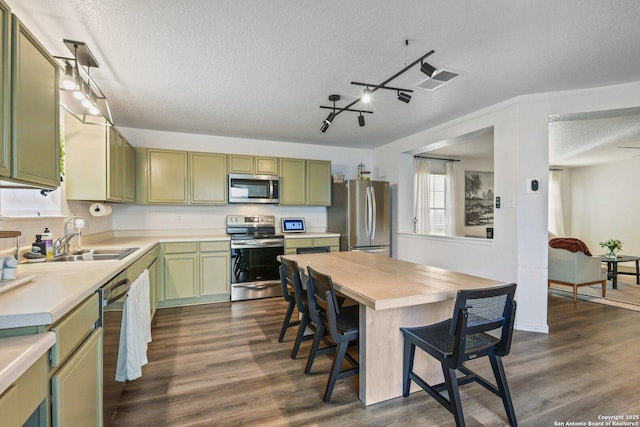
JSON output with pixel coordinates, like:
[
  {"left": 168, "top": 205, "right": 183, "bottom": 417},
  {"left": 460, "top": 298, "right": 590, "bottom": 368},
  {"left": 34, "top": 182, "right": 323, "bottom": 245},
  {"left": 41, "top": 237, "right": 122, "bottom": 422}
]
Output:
[
  {"left": 503, "top": 198, "right": 516, "bottom": 208},
  {"left": 176, "top": 215, "right": 182, "bottom": 223}
]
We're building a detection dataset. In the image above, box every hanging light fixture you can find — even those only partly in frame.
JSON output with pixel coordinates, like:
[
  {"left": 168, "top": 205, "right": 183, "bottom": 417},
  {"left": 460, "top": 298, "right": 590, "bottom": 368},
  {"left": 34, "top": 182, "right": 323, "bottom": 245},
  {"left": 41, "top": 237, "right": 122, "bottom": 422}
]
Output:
[
  {"left": 318, "top": 46, "right": 440, "bottom": 132},
  {"left": 319, "top": 94, "right": 373, "bottom": 134},
  {"left": 55, "top": 39, "right": 113, "bottom": 125}
]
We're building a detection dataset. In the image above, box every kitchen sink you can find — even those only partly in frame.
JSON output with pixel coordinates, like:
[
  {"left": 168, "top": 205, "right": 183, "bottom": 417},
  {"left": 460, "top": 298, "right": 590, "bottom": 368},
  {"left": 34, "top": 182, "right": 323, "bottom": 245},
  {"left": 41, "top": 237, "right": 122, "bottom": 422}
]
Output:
[{"left": 53, "top": 247, "right": 139, "bottom": 262}]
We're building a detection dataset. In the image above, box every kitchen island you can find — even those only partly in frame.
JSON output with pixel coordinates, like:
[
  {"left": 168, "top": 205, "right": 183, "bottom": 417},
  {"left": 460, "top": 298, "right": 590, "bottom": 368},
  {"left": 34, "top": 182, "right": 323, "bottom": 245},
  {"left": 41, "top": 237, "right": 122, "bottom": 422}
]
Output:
[{"left": 281, "top": 251, "right": 502, "bottom": 405}]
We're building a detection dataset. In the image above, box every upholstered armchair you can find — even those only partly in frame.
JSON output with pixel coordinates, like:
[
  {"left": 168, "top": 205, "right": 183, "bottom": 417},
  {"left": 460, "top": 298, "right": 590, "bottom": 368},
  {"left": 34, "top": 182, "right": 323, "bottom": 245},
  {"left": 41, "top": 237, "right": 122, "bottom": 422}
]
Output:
[{"left": 548, "top": 238, "right": 606, "bottom": 303}]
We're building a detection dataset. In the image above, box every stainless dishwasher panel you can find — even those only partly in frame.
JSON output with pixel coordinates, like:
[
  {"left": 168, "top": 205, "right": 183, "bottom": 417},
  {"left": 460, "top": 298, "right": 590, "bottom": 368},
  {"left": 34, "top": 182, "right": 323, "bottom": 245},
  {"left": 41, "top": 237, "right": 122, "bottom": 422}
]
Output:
[{"left": 99, "top": 276, "right": 131, "bottom": 427}]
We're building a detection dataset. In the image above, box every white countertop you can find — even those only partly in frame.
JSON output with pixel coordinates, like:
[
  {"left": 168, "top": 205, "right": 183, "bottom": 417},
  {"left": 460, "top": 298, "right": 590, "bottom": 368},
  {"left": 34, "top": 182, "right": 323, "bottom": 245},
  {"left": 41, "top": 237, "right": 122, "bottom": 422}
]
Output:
[
  {"left": 0, "top": 332, "right": 55, "bottom": 395},
  {"left": 282, "top": 232, "right": 340, "bottom": 238},
  {"left": 0, "top": 234, "right": 229, "bottom": 329}
]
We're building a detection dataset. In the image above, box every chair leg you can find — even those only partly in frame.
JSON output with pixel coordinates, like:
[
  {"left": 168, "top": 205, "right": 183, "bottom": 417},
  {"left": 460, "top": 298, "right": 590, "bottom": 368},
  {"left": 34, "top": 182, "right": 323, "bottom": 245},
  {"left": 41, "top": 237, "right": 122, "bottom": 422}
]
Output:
[
  {"left": 572, "top": 285, "right": 578, "bottom": 303},
  {"left": 323, "top": 340, "right": 350, "bottom": 403},
  {"left": 291, "top": 312, "right": 310, "bottom": 359},
  {"left": 278, "top": 300, "right": 296, "bottom": 342},
  {"left": 489, "top": 354, "right": 517, "bottom": 427},
  {"left": 305, "top": 323, "right": 326, "bottom": 374},
  {"left": 601, "top": 279, "right": 606, "bottom": 299},
  {"left": 402, "top": 338, "right": 416, "bottom": 397},
  {"left": 442, "top": 366, "right": 465, "bottom": 427}
]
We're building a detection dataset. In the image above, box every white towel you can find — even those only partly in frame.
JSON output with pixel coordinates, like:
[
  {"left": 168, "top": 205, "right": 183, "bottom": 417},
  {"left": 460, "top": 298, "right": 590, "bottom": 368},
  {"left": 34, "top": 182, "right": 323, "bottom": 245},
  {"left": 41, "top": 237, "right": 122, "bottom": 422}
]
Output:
[{"left": 115, "top": 269, "right": 152, "bottom": 382}]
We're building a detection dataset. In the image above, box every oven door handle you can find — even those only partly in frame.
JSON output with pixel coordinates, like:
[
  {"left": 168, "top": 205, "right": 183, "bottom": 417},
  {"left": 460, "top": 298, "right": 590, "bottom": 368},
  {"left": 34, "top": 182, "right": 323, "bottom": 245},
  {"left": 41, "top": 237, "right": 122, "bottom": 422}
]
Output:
[
  {"left": 233, "top": 283, "right": 281, "bottom": 290},
  {"left": 231, "top": 240, "right": 284, "bottom": 248}
]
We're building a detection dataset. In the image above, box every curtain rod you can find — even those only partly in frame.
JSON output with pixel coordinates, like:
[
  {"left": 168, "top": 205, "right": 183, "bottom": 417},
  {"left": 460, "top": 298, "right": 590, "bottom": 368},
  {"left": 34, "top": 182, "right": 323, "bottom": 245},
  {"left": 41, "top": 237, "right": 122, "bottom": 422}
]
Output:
[
  {"left": 414, "top": 155, "right": 461, "bottom": 162},
  {"left": 549, "top": 168, "right": 564, "bottom": 171}
]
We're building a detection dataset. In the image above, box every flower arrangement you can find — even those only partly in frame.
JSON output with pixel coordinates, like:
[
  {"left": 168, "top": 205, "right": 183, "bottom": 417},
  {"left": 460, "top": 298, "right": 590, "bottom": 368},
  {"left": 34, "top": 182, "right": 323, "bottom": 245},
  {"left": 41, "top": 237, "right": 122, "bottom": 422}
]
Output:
[{"left": 600, "top": 239, "right": 622, "bottom": 258}]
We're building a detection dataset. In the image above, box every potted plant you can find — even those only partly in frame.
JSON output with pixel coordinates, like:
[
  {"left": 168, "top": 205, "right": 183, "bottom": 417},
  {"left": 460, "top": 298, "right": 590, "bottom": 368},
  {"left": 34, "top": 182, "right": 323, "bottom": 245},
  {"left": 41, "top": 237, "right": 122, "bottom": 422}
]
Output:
[{"left": 600, "top": 239, "right": 622, "bottom": 258}]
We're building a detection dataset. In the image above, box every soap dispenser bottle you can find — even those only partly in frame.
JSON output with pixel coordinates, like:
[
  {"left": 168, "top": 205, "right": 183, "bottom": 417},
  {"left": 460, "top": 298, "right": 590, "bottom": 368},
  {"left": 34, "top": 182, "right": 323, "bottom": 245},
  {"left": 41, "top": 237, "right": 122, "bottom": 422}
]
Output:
[{"left": 42, "top": 228, "right": 54, "bottom": 260}]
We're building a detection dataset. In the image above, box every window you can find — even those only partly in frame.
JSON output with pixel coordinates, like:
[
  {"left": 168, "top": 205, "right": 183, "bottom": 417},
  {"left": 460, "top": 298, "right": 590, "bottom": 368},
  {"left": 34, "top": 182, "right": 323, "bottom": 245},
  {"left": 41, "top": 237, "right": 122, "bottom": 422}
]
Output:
[{"left": 428, "top": 174, "right": 446, "bottom": 234}]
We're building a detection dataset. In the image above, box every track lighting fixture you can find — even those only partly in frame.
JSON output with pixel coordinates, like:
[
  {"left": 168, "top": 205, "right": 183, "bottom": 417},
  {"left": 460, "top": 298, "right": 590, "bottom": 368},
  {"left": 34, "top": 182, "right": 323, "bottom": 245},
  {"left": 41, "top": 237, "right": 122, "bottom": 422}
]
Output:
[
  {"left": 55, "top": 39, "right": 113, "bottom": 125},
  {"left": 397, "top": 91, "right": 411, "bottom": 103},
  {"left": 318, "top": 45, "right": 440, "bottom": 132},
  {"left": 420, "top": 60, "right": 438, "bottom": 78}
]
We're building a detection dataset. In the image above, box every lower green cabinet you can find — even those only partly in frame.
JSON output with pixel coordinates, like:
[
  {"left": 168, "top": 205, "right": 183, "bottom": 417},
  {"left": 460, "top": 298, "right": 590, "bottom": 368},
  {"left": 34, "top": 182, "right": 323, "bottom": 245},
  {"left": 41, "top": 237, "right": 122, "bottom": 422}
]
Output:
[
  {"left": 51, "top": 328, "right": 102, "bottom": 427},
  {"left": 284, "top": 236, "right": 340, "bottom": 255},
  {"left": 160, "top": 241, "right": 230, "bottom": 307},
  {"left": 0, "top": 353, "right": 48, "bottom": 427}
]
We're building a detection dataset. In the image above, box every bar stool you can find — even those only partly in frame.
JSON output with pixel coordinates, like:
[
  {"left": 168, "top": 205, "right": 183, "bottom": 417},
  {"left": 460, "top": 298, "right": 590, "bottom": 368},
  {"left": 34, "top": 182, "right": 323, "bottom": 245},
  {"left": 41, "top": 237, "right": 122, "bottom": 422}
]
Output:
[
  {"left": 400, "top": 283, "right": 518, "bottom": 427},
  {"left": 307, "top": 266, "right": 359, "bottom": 403},
  {"left": 277, "top": 261, "right": 300, "bottom": 343},
  {"left": 279, "top": 257, "right": 316, "bottom": 359}
]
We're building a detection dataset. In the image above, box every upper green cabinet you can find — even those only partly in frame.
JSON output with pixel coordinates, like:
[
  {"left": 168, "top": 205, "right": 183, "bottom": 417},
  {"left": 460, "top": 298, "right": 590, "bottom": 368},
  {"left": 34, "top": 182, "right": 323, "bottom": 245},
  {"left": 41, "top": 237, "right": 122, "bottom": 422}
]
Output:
[
  {"left": 65, "top": 112, "right": 135, "bottom": 202},
  {"left": 0, "top": 1, "right": 9, "bottom": 178},
  {"left": 6, "top": 14, "right": 59, "bottom": 189},
  {"left": 279, "top": 158, "right": 331, "bottom": 206},
  {"left": 228, "top": 154, "right": 278, "bottom": 175},
  {"left": 136, "top": 148, "right": 228, "bottom": 205}
]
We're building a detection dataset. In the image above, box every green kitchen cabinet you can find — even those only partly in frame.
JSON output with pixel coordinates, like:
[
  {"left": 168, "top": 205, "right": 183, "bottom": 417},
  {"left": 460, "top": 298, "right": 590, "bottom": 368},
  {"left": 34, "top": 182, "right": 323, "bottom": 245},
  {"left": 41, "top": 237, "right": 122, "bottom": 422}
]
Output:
[
  {"left": 279, "top": 158, "right": 306, "bottom": 205},
  {"left": 160, "top": 241, "right": 230, "bottom": 307},
  {"left": 284, "top": 236, "right": 340, "bottom": 255},
  {"left": 306, "top": 159, "right": 331, "bottom": 206},
  {"left": 10, "top": 14, "right": 59, "bottom": 189},
  {"left": 136, "top": 148, "right": 189, "bottom": 204},
  {"left": 0, "top": 1, "right": 9, "bottom": 178},
  {"left": 0, "top": 353, "right": 48, "bottom": 427},
  {"left": 162, "top": 243, "right": 198, "bottom": 300},
  {"left": 65, "top": 112, "right": 136, "bottom": 202},
  {"left": 228, "top": 154, "right": 278, "bottom": 175},
  {"left": 279, "top": 158, "right": 331, "bottom": 206},
  {"left": 190, "top": 152, "right": 227, "bottom": 204},
  {"left": 199, "top": 241, "right": 230, "bottom": 297}
]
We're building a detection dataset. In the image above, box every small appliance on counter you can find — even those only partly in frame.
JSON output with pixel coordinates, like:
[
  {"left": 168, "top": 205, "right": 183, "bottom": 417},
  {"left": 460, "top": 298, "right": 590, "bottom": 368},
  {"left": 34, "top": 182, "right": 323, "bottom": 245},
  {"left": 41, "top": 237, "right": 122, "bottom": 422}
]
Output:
[{"left": 281, "top": 218, "right": 306, "bottom": 233}]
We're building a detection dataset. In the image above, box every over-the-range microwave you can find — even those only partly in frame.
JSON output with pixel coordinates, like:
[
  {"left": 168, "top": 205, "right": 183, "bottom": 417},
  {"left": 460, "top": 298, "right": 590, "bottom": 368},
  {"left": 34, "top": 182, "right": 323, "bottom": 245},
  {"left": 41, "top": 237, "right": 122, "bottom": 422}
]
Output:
[{"left": 228, "top": 173, "right": 280, "bottom": 204}]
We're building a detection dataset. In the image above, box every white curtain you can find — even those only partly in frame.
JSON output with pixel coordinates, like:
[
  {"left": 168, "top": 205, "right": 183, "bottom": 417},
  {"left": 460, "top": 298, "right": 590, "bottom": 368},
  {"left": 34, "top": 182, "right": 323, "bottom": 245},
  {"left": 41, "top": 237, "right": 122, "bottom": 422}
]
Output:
[
  {"left": 548, "top": 170, "right": 565, "bottom": 237},
  {"left": 445, "top": 161, "right": 458, "bottom": 236},
  {"left": 413, "top": 157, "right": 431, "bottom": 234}
]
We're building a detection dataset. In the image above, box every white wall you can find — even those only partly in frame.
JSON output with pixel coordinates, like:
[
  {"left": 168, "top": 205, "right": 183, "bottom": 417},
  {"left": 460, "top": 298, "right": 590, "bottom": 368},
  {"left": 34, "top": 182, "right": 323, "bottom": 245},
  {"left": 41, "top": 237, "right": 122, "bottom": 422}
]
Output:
[
  {"left": 113, "top": 128, "right": 372, "bottom": 233},
  {"left": 569, "top": 160, "right": 640, "bottom": 255},
  {"left": 373, "top": 80, "right": 640, "bottom": 334}
]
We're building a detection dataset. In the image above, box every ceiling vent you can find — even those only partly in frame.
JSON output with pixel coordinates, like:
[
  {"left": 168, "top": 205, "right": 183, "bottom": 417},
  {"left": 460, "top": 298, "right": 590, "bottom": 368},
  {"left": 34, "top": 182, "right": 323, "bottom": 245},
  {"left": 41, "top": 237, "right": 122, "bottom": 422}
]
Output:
[{"left": 415, "top": 68, "right": 461, "bottom": 91}]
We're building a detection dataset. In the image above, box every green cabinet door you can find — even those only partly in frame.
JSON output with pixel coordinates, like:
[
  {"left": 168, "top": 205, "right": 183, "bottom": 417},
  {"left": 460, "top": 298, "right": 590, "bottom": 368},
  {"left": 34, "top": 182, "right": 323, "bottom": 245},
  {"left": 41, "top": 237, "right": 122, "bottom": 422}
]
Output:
[
  {"left": 123, "top": 139, "right": 136, "bottom": 202},
  {"left": 146, "top": 149, "right": 188, "bottom": 204},
  {"left": 164, "top": 253, "right": 198, "bottom": 300},
  {"left": 0, "top": 1, "right": 9, "bottom": 178},
  {"left": 227, "top": 154, "right": 253, "bottom": 174},
  {"left": 199, "top": 252, "right": 230, "bottom": 296},
  {"left": 107, "top": 126, "right": 123, "bottom": 200},
  {"left": 279, "top": 158, "right": 306, "bottom": 205},
  {"left": 306, "top": 159, "right": 331, "bottom": 206},
  {"left": 51, "top": 328, "right": 102, "bottom": 427},
  {"left": 11, "top": 15, "right": 59, "bottom": 188},
  {"left": 255, "top": 156, "right": 278, "bottom": 175},
  {"left": 190, "top": 152, "right": 227, "bottom": 204}
]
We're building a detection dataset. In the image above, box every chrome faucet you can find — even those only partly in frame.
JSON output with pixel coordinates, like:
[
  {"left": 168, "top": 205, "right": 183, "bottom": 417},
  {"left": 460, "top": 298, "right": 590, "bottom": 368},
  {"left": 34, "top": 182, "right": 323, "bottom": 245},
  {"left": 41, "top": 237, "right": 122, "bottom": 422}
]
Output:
[{"left": 53, "top": 216, "right": 87, "bottom": 257}]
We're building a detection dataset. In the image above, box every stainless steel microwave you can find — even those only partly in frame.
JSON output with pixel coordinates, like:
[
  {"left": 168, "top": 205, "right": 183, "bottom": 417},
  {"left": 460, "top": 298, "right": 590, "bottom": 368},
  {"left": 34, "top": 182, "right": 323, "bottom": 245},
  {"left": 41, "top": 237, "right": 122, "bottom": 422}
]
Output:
[{"left": 228, "top": 174, "right": 280, "bottom": 204}]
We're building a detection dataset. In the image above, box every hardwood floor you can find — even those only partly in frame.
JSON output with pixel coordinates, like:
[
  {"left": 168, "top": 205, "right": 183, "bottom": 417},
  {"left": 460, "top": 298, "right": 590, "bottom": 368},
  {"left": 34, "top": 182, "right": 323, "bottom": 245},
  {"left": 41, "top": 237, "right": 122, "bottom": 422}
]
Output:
[{"left": 114, "top": 294, "right": 640, "bottom": 426}]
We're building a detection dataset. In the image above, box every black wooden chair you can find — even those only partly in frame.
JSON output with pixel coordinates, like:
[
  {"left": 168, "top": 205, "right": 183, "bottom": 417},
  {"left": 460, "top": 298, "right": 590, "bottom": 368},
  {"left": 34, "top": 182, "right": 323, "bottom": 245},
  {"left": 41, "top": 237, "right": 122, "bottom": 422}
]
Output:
[
  {"left": 307, "top": 266, "right": 359, "bottom": 402},
  {"left": 278, "top": 261, "right": 300, "bottom": 343},
  {"left": 279, "top": 257, "right": 317, "bottom": 359},
  {"left": 400, "top": 283, "right": 518, "bottom": 427}
]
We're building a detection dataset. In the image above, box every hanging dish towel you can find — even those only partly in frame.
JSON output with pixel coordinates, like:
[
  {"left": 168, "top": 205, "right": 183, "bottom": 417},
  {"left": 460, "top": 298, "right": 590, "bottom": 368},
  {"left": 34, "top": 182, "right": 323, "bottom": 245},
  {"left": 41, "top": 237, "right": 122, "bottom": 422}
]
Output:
[{"left": 115, "top": 269, "right": 152, "bottom": 382}]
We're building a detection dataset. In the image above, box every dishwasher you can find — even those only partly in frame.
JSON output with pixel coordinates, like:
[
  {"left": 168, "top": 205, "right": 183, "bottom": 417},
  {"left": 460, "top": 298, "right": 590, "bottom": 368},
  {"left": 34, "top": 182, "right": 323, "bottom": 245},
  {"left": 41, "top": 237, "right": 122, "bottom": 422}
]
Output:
[{"left": 99, "top": 274, "right": 131, "bottom": 427}]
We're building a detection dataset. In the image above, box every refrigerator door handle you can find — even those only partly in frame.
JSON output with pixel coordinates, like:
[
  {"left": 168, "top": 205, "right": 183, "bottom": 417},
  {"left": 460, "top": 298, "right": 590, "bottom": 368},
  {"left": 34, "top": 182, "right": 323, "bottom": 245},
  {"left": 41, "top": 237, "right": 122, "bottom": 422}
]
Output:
[
  {"left": 370, "top": 185, "right": 377, "bottom": 241},
  {"left": 365, "top": 185, "right": 372, "bottom": 239}
]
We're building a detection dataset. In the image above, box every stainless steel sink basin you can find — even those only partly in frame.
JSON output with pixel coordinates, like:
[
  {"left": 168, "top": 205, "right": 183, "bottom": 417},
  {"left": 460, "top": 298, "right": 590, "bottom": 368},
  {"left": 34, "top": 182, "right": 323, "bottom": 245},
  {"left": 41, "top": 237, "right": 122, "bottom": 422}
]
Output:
[{"left": 53, "top": 247, "right": 139, "bottom": 262}]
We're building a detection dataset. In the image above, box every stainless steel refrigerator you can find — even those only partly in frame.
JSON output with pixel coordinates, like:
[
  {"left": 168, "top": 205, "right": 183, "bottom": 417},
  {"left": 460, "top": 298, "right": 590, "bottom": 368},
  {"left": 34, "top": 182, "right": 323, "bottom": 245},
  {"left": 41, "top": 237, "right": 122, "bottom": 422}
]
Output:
[{"left": 327, "top": 180, "right": 391, "bottom": 256}]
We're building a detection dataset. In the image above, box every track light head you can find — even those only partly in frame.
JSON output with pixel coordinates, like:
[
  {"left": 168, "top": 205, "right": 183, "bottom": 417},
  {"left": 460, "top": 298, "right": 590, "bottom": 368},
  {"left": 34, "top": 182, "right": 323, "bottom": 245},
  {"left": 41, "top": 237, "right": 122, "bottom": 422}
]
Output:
[
  {"left": 361, "top": 88, "right": 371, "bottom": 104},
  {"left": 323, "top": 112, "right": 335, "bottom": 125},
  {"left": 358, "top": 113, "right": 365, "bottom": 127},
  {"left": 320, "top": 122, "right": 329, "bottom": 133},
  {"left": 397, "top": 91, "right": 411, "bottom": 103},
  {"left": 420, "top": 61, "right": 437, "bottom": 78}
]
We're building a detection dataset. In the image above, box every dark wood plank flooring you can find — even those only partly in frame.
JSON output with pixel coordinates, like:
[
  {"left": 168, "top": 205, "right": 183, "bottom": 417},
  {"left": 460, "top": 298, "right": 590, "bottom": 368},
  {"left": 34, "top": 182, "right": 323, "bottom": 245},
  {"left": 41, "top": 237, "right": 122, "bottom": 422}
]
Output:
[{"left": 114, "top": 294, "right": 640, "bottom": 426}]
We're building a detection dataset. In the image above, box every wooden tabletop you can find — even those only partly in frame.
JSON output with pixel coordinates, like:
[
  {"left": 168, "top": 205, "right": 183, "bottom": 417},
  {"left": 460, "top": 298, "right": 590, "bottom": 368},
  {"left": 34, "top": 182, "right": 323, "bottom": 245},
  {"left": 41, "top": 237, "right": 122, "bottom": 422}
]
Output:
[{"left": 282, "top": 251, "right": 501, "bottom": 310}]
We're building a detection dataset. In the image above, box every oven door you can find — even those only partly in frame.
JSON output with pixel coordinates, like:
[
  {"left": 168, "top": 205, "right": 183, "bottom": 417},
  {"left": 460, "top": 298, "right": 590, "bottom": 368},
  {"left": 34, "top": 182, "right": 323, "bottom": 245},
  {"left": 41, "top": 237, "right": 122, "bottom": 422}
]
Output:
[{"left": 230, "top": 244, "right": 284, "bottom": 301}]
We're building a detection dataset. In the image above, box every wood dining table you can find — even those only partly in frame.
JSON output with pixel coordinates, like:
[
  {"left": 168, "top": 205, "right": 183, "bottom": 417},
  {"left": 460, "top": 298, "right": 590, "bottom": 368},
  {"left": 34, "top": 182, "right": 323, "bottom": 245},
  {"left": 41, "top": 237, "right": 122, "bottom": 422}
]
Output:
[{"left": 281, "top": 251, "right": 502, "bottom": 406}]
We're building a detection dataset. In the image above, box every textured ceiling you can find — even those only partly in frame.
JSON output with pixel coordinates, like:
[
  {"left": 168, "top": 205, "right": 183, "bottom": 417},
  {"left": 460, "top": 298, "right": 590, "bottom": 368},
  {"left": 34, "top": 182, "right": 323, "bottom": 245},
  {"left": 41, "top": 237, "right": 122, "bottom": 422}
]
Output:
[{"left": 7, "top": 0, "right": 640, "bottom": 158}]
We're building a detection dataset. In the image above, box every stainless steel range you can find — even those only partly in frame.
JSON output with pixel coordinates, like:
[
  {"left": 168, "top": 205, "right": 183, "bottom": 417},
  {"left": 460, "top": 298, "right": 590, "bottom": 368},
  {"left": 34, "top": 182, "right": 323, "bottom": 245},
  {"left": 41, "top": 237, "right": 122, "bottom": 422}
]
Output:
[{"left": 227, "top": 215, "right": 284, "bottom": 301}]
